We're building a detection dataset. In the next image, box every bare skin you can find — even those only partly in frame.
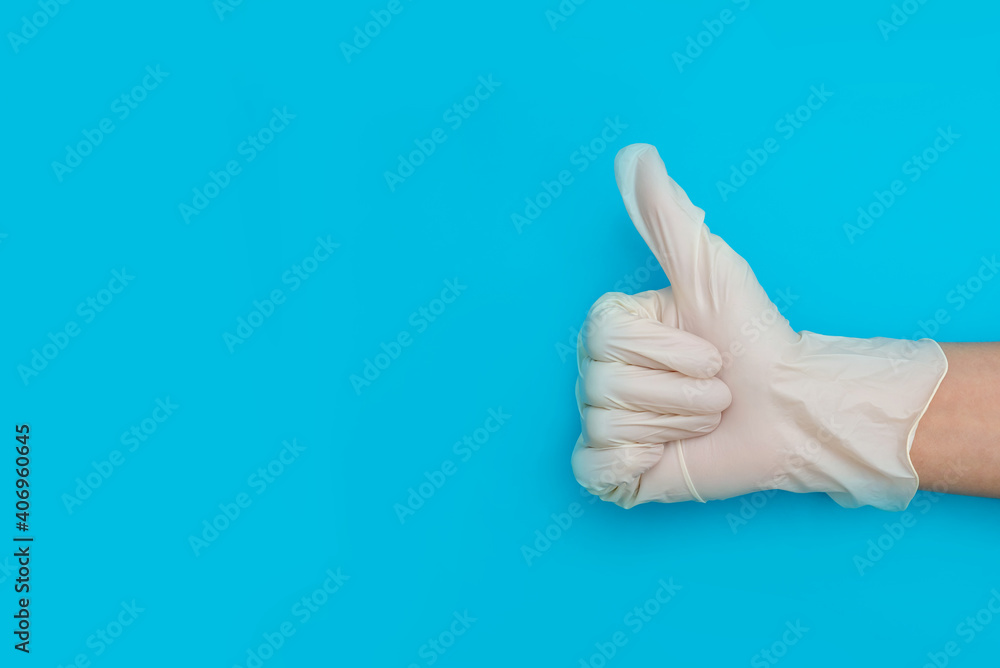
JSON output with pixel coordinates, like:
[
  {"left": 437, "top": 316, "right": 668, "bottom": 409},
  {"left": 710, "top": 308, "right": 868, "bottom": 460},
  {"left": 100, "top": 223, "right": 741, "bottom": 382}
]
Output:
[{"left": 910, "top": 343, "right": 1000, "bottom": 498}]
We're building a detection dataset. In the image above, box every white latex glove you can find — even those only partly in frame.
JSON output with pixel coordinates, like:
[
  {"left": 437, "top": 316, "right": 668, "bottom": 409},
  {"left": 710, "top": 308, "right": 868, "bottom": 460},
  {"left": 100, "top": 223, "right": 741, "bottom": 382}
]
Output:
[{"left": 572, "top": 144, "right": 949, "bottom": 511}]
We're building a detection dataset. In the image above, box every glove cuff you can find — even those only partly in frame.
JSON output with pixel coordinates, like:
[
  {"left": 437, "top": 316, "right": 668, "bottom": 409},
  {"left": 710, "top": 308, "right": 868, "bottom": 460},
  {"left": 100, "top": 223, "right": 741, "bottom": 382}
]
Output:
[{"left": 776, "top": 333, "right": 949, "bottom": 511}]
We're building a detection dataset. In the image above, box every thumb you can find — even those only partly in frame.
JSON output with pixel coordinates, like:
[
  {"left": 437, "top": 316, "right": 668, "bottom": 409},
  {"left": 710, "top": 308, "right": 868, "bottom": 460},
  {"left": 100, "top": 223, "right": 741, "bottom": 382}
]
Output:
[{"left": 614, "top": 144, "right": 761, "bottom": 316}]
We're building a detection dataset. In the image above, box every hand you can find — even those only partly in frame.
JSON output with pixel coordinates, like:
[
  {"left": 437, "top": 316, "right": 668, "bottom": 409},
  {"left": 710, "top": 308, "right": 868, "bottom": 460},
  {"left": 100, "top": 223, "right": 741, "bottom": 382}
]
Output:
[{"left": 572, "top": 144, "right": 947, "bottom": 511}]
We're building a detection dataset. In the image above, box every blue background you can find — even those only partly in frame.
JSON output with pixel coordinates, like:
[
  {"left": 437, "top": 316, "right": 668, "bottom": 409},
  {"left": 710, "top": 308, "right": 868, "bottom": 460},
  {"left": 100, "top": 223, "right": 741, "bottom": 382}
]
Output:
[{"left": 2, "top": 0, "right": 999, "bottom": 665}]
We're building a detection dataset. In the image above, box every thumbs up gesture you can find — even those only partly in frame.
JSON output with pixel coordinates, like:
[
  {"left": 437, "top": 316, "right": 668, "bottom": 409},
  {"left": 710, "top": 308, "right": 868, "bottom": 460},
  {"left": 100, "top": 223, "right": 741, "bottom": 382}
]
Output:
[{"left": 572, "top": 144, "right": 948, "bottom": 511}]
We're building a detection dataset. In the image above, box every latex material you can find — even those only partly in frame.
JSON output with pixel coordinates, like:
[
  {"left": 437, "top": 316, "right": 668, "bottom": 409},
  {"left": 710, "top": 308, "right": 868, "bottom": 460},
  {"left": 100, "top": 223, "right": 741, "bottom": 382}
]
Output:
[{"left": 572, "top": 144, "right": 949, "bottom": 511}]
